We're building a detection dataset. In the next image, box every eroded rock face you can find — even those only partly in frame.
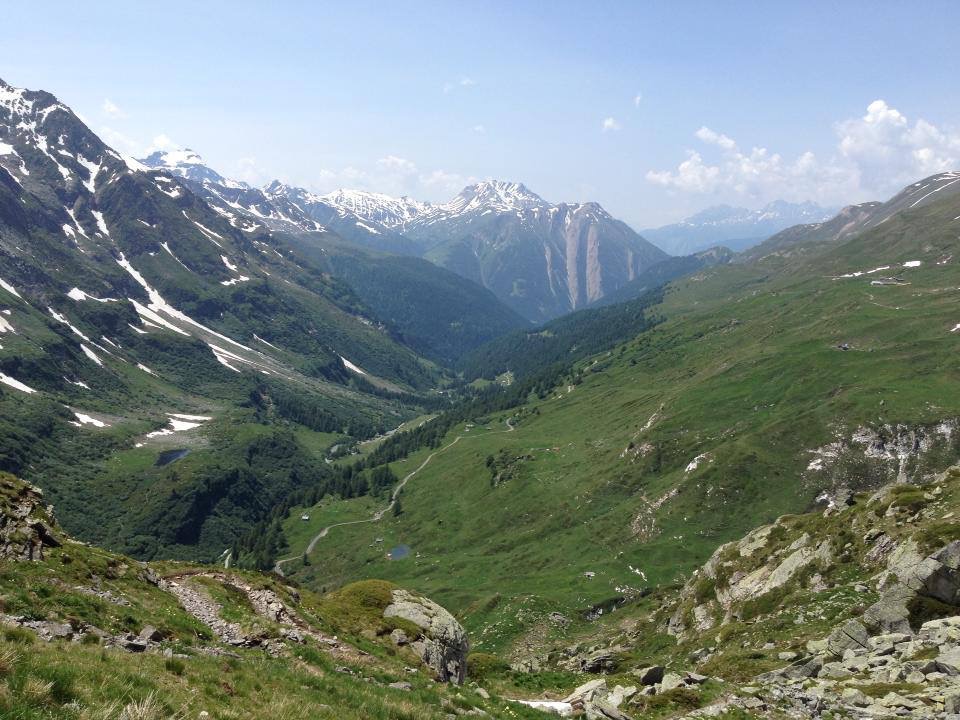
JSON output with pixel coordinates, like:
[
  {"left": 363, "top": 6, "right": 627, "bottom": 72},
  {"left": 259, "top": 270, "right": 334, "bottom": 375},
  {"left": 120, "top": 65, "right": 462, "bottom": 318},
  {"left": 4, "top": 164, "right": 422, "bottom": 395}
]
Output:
[
  {"left": 0, "top": 476, "right": 60, "bottom": 561},
  {"left": 864, "top": 540, "right": 960, "bottom": 634},
  {"left": 383, "top": 589, "right": 469, "bottom": 684}
]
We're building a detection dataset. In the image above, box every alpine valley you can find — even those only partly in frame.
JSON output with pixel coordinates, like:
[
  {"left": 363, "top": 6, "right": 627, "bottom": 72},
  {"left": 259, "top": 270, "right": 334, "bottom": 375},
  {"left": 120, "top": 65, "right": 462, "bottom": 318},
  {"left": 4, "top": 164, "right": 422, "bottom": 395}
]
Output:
[{"left": 2, "top": 71, "right": 960, "bottom": 720}]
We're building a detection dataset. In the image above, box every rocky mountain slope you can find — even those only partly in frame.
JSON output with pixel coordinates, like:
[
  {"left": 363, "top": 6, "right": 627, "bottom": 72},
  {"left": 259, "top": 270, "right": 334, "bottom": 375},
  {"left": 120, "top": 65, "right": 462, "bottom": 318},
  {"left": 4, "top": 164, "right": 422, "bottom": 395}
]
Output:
[
  {"left": 643, "top": 200, "right": 837, "bottom": 255},
  {"left": 406, "top": 181, "right": 669, "bottom": 322},
  {"left": 141, "top": 149, "right": 671, "bottom": 323}
]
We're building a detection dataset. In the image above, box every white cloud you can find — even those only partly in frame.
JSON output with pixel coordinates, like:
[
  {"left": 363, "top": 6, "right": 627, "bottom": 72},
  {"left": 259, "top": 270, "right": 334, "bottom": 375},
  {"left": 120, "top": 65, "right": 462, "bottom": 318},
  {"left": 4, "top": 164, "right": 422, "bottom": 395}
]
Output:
[
  {"left": 472, "top": 124, "right": 486, "bottom": 134},
  {"left": 646, "top": 100, "right": 960, "bottom": 205},
  {"left": 646, "top": 151, "right": 720, "bottom": 192},
  {"left": 148, "top": 134, "right": 177, "bottom": 153},
  {"left": 694, "top": 126, "right": 737, "bottom": 151},
  {"left": 99, "top": 126, "right": 141, "bottom": 156},
  {"left": 633, "top": 93, "right": 643, "bottom": 108},
  {"left": 102, "top": 98, "right": 126, "bottom": 119},
  {"left": 602, "top": 117, "right": 621, "bottom": 132},
  {"left": 443, "top": 77, "right": 476, "bottom": 94},
  {"left": 234, "top": 157, "right": 270, "bottom": 186}
]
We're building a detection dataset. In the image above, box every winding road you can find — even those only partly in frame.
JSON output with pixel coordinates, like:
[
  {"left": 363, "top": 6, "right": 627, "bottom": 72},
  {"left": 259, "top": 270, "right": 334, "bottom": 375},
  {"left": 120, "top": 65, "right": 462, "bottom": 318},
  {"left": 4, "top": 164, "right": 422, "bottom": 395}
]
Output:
[{"left": 273, "top": 419, "right": 515, "bottom": 575}]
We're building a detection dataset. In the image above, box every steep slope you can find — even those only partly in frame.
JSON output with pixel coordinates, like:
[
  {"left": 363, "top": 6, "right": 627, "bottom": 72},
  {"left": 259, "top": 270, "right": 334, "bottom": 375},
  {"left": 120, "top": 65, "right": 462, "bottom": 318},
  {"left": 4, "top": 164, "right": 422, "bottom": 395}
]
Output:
[
  {"left": 286, "top": 176, "right": 960, "bottom": 661},
  {"left": 0, "top": 77, "right": 443, "bottom": 562},
  {"left": 140, "top": 149, "right": 325, "bottom": 234},
  {"left": 284, "top": 232, "right": 528, "bottom": 365},
  {"left": 741, "top": 171, "right": 960, "bottom": 263},
  {"left": 406, "top": 181, "right": 668, "bottom": 322},
  {"left": 588, "top": 245, "right": 734, "bottom": 308},
  {"left": 643, "top": 200, "right": 837, "bottom": 255}
]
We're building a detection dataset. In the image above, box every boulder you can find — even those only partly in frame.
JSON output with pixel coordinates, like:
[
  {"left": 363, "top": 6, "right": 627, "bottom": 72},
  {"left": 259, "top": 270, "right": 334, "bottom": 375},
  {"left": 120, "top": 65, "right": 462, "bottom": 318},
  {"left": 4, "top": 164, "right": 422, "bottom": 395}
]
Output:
[
  {"left": 660, "top": 672, "right": 684, "bottom": 691},
  {"left": 579, "top": 648, "right": 619, "bottom": 673},
  {"left": 138, "top": 625, "right": 163, "bottom": 642},
  {"left": 826, "top": 619, "right": 871, "bottom": 656},
  {"left": 864, "top": 541, "right": 960, "bottom": 634},
  {"left": 630, "top": 665, "right": 664, "bottom": 685},
  {"left": 562, "top": 678, "right": 608, "bottom": 704},
  {"left": 383, "top": 589, "right": 469, "bottom": 684}
]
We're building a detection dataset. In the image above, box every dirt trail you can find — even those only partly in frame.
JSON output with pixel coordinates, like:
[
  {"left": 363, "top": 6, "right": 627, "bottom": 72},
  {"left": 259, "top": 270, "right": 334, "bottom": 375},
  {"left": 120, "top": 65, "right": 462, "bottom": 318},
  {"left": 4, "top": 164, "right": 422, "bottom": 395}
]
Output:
[{"left": 274, "top": 419, "right": 515, "bottom": 574}]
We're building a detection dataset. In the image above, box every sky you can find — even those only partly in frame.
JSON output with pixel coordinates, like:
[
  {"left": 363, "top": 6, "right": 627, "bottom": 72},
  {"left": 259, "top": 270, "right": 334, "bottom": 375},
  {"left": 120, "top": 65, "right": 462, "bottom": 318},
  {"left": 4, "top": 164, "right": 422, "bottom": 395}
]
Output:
[{"left": 3, "top": 1, "right": 958, "bottom": 226}]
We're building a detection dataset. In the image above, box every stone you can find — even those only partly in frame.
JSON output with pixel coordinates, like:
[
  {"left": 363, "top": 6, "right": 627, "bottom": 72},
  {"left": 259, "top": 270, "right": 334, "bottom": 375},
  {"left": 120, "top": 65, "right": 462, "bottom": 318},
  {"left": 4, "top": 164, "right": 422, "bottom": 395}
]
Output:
[
  {"left": 584, "top": 700, "right": 631, "bottom": 720},
  {"left": 819, "top": 662, "right": 853, "bottom": 679},
  {"left": 0, "top": 478, "right": 61, "bottom": 562},
  {"left": 778, "top": 651, "right": 799, "bottom": 662},
  {"left": 562, "top": 679, "right": 608, "bottom": 705},
  {"left": 841, "top": 687, "right": 870, "bottom": 706},
  {"left": 920, "top": 616, "right": 960, "bottom": 645},
  {"left": 784, "top": 655, "right": 824, "bottom": 680},
  {"left": 606, "top": 685, "right": 636, "bottom": 707},
  {"left": 383, "top": 589, "right": 469, "bottom": 684},
  {"left": 578, "top": 648, "right": 619, "bottom": 674},
  {"left": 864, "top": 541, "right": 960, "bottom": 635},
  {"left": 938, "top": 647, "right": 960, "bottom": 674},
  {"left": 391, "top": 628, "right": 409, "bottom": 646},
  {"left": 138, "top": 625, "right": 163, "bottom": 642},
  {"left": 660, "top": 672, "right": 684, "bottom": 691},
  {"left": 945, "top": 693, "right": 960, "bottom": 714},
  {"left": 388, "top": 681, "right": 412, "bottom": 691},
  {"left": 475, "top": 688, "right": 490, "bottom": 700},
  {"left": 630, "top": 665, "right": 664, "bottom": 685},
  {"left": 827, "top": 619, "right": 870, "bottom": 656}
]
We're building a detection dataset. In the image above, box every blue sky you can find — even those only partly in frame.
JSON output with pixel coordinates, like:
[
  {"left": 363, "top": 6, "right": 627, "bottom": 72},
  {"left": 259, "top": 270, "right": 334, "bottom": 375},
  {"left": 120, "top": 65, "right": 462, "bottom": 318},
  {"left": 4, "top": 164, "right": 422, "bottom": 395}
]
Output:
[{"left": 3, "top": 1, "right": 958, "bottom": 225}]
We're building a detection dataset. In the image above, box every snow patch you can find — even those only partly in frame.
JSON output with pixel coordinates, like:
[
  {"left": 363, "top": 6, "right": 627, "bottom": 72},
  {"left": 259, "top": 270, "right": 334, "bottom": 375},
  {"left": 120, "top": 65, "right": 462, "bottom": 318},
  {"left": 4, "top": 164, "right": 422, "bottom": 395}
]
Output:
[
  {"left": 145, "top": 413, "right": 209, "bottom": 438},
  {"left": 339, "top": 355, "right": 367, "bottom": 375},
  {"left": 80, "top": 344, "right": 103, "bottom": 366},
  {"left": 72, "top": 411, "right": 108, "bottom": 428},
  {"left": 0, "top": 278, "right": 23, "bottom": 299},
  {"left": 67, "top": 287, "right": 118, "bottom": 303},
  {"left": 0, "top": 373, "right": 36, "bottom": 394}
]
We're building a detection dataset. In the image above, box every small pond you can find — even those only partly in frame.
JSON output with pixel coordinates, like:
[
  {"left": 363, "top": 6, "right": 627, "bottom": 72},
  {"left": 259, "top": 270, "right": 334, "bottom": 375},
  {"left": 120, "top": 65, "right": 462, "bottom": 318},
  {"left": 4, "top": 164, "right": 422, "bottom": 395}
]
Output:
[{"left": 387, "top": 544, "right": 411, "bottom": 560}]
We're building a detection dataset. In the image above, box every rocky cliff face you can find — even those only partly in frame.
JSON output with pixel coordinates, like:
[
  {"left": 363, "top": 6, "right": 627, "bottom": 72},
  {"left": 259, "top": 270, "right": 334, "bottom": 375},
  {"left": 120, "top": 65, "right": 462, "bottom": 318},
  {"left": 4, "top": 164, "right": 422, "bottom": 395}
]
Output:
[
  {"left": 0, "top": 472, "right": 59, "bottom": 561},
  {"left": 384, "top": 588, "right": 470, "bottom": 684}
]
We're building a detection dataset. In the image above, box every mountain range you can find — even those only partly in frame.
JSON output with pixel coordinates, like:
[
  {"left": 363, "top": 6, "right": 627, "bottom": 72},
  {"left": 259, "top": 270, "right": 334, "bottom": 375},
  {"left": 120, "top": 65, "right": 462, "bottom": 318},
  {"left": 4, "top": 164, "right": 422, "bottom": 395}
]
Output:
[
  {"left": 642, "top": 200, "right": 838, "bottom": 255},
  {"left": 4, "top": 74, "right": 960, "bottom": 720},
  {"left": 141, "top": 150, "right": 669, "bottom": 322}
]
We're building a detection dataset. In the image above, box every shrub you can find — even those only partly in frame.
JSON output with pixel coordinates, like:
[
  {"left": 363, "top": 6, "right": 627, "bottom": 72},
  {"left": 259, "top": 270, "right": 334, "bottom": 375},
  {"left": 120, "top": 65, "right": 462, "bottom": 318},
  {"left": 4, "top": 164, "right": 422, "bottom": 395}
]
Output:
[
  {"left": 466, "top": 652, "right": 509, "bottom": 681},
  {"left": 2, "top": 626, "right": 35, "bottom": 644},
  {"left": 164, "top": 658, "right": 186, "bottom": 676}
]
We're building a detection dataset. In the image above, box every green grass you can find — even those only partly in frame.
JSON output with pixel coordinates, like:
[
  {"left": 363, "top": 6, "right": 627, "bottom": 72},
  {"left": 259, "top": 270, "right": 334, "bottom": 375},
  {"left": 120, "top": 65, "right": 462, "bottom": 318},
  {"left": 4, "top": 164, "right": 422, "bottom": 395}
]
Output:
[{"left": 289, "top": 193, "right": 960, "bottom": 655}]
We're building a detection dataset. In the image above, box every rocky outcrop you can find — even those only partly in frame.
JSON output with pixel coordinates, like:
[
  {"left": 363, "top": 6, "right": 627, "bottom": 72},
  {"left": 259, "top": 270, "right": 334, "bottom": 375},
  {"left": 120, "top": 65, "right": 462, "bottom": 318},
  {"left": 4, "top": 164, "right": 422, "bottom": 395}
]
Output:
[
  {"left": 0, "top": 474, "right": 60, "bottom": 561},
  {"left": 383, "top": 588, "right": 469, "bottom": 684},
  {"left": 864, "top": 540, "right": 960, "bottom": 634}
]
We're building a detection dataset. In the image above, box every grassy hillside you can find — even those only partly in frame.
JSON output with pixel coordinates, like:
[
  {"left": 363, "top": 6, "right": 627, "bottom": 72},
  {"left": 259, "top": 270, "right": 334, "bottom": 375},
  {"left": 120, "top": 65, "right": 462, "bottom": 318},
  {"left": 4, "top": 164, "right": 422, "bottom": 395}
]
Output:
[{"left": 284, "top": 187, "right": 960, "bottom": 656}]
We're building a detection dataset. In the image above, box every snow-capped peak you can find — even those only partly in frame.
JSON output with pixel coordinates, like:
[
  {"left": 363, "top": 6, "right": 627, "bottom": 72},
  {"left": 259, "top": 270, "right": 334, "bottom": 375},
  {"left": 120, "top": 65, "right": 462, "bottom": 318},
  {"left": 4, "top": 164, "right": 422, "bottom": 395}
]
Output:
[
  {"left": 440, "top": 180, "right": 546, "bottom": 216},
  {"left": 140, "top": 148, "right": 242, "bottom": 187},
  {"left": 318, "top": 189, "right": 431, "bottom": 228}
]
